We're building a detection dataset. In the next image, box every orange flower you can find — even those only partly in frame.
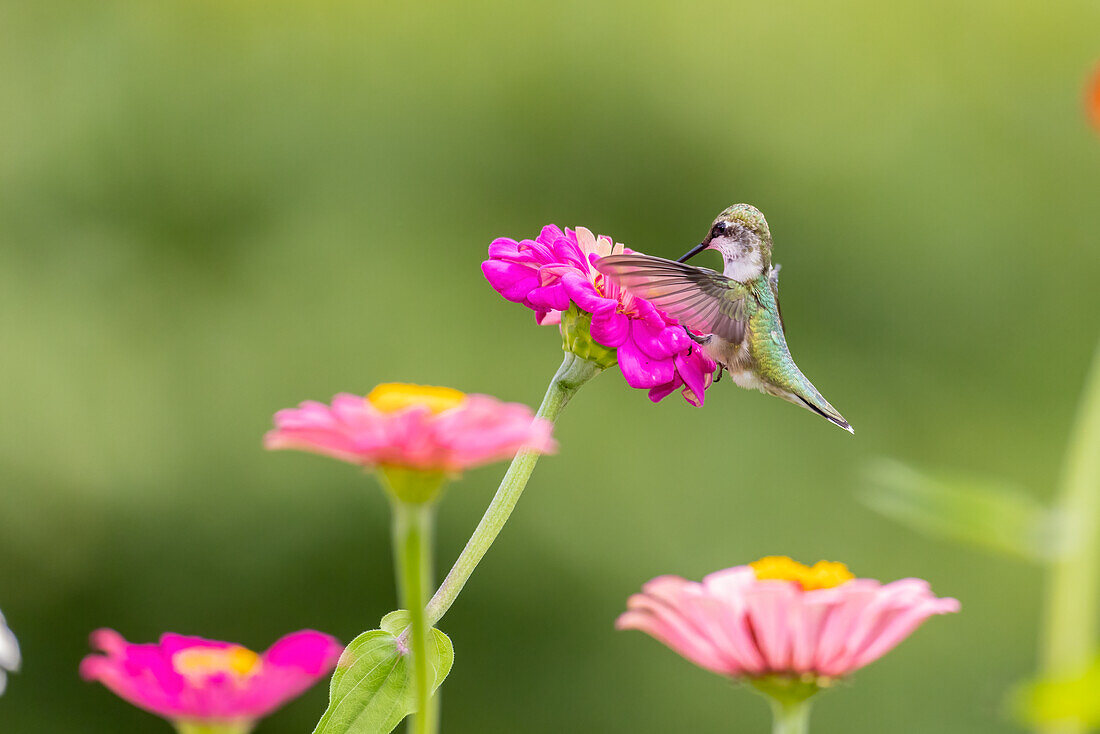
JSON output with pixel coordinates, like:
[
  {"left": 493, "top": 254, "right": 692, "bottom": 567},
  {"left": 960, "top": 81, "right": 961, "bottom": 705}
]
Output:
[{"left": 1087, "top": 62, "right": 1100, "bottom": 132}]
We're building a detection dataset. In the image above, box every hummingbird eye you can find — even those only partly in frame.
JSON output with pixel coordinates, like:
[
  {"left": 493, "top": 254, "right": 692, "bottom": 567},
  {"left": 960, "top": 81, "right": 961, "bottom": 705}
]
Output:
[{"left": 711, "top": 222, "right": 730, "bottom": 239}]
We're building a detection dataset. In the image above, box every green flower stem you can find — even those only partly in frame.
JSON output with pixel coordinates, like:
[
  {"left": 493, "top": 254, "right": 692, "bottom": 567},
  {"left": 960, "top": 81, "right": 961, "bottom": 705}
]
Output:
[
  {"left": 173, "top": 723, "right": 253, "bottom": 734},
  {"left": 424, "top": 351, "right": 603, "bottom": 627},
  {"left": 392, "top": 500, "right": 437, "bottom": 734},
  {"left": 768, "top": 699, "right": 811, "bottom": 734},
  {"left": 1038, "top": 342, "right": 1100, "bottom": 734},
  {"left": 751, "top": 677, "right": 818, "bottom": 734}
]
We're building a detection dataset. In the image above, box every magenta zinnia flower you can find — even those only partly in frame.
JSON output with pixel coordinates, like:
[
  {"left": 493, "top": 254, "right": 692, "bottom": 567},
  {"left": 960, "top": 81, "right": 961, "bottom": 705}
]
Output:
[
  {"left": 483, "top": 225, "right": 717, "bottom": 406},
  {"left": 617, "top": 556, "right": 959, "bottom": 681},
  {"left": 81, "top": 629, "right": 342, "bottom": 733},
  {"left": 265, "top": 383, "right": 556, "bottom": 474}
]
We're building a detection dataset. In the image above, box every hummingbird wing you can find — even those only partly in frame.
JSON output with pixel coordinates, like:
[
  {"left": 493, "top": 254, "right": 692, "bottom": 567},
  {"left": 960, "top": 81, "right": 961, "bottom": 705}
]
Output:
[{"left": 595, "top": 254, "right": 748, "bottom": 342}]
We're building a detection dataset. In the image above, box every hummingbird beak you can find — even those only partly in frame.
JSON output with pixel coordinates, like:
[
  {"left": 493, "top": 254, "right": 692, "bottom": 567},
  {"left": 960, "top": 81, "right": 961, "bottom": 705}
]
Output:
[{"left": 676, "top": 242, "right": 709, "bottom": 263}]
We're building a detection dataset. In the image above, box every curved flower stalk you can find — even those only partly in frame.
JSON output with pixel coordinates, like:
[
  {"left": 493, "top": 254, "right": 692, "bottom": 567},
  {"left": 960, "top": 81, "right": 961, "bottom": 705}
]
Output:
[
  {"left": 80, "top": 629, "right": 342, "bottom": 734},
  {"left": 266, "top": 384, "right": 556, "bottom": 734},
  {"left": 483, "top": 225, "right": 717, "bottom": 406},
  {"left": 618, "top": 557, "right": 959, "bottom": 734},
  {"left": 0, "top": 609, "right": 19, "bottom": 696}
]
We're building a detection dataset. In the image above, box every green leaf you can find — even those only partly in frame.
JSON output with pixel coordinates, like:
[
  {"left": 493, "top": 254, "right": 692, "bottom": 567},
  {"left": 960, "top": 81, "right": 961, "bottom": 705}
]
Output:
[
  {"left": 312, "top": 614, "right": 454, "bottom": 734},
  {"left": 379, "top": 610, "right": 455, "bottom": 686},
  {"left": 860, "top": 459, "right": 1067, "bottom": 562},
  {"left": 379, "top": 610, "right": 412, "bottom": 635}
]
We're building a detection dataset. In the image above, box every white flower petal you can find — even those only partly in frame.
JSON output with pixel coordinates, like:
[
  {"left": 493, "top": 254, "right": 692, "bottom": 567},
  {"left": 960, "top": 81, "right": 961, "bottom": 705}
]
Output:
[{"left": 574, "top": 227, "right": 600, "bottom": 257}]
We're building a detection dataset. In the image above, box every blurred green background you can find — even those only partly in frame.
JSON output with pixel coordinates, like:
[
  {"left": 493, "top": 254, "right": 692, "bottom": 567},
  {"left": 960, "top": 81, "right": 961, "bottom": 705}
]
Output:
[{"left": 2, "top": 1, "right": 1098, "bottom": 732}]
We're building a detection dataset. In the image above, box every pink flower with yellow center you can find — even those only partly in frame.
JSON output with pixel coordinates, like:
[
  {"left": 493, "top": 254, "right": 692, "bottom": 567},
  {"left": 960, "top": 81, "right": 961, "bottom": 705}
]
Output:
[
  {"left": 264, "top": 383, "right": 556, "bottom": 475},
  {"left": 483, "top": 225, "right": 717, "bottom": 406},
  {"left": 80, "top": 629, "right": 342, "bottom": 733},
  {"left": 617, "top": 556, "right": 959, "bottom": 682}
]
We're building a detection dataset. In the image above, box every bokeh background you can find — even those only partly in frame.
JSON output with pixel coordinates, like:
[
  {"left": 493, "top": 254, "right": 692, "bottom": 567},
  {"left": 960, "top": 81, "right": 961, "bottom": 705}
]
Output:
[{"left": 2, "top": 1, "right": 1099, "bottom": 732}]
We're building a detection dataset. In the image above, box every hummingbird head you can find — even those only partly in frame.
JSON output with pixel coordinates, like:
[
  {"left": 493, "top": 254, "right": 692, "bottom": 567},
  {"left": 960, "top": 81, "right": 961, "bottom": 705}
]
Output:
[{"left": 678, "top": 203, "right": 772, "bottom": 280}]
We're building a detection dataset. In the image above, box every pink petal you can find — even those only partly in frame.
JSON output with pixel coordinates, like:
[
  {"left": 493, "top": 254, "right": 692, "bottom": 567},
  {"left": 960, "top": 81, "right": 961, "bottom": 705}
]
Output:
[
  {"left": 618, "top": 565, "right": 957, "bottom": 682},
  {"left": 647, "top": 377, "right": 681, "bottom": 404},
  {"left": 263, "top": 631, "right": 343, "bottom": 676},
  {"left": 86, "top": 630, "right": 342, "bottom": 723},
  {"left": 630, "top": 319, "right": 678, "bottom": 360},
  {"left": 536, "top": 309, "right": 562, "bottom": 326},
  {"left": 481, "top": 261, "right": 540, "bottom": 303},
  {"left": 743, "top": 581, "right": 799, "bottom": 671},
  {"left": 561, "top": 272, "right": 612, "bottom": 313},
  {"left": 677, "top": 351, "right": 714, "bottom": 406},
  {"left": 618, "top": 580, "right": 732, "bottom": 676},
  {"left": 590, "top": 304, "right": 630, "bottom": 347},
  {"left": 528, "top": 282, "right": 571, "bottom": 312},
  {"left": 486, "top": 237, "right": 529, "bottom": 262},
  {"left": 617, "top": 333, "right": 675, "bottom": 389},
  {"left": 849, "top": 596, "right": 959, "bottom": 669},
  {"left": 266, "top": 391, "right": 555, "bottom": 473},
  {"left": 515, "top": 236, "right": 556, "bottom": 263}
]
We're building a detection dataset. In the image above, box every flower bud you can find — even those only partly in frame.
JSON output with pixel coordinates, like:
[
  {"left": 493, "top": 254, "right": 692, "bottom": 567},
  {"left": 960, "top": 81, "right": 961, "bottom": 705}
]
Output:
[{"left": 559, "top": 303, "right": 618, "bottom": 370}]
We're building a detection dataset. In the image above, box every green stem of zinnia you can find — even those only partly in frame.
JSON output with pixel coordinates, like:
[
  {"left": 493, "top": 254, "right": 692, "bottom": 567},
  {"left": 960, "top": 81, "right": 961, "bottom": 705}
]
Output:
[
  {"left": 173, "top": 722, "right": 254, "bottom": 734},
  {"left": 1037, "top": 341, "right": 1100, "bottom": 734},
  {"left": 423, "top": 351, "right": 603, "bottom": 627},
  {"left": 750, "top": 677, "right": 818, "bottom": 734},
  {"left": 768, "top": 698, "right": 812, "bottom": 734},
  {"left": 392, "top": 499, "right": 437, "bottom": 734}
]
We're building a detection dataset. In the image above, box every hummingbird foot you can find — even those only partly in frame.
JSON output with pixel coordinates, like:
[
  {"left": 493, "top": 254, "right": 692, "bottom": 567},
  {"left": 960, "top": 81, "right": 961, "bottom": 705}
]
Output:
[
  {"left": 713, "top": 367, "right": 723, "bottom": 383},
  {"left": 684, "top": 327, "right": 709, "bottom": 346}
]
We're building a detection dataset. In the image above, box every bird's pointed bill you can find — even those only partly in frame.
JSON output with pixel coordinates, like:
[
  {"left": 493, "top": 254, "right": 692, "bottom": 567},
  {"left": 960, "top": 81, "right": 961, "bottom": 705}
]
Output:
[{"left": 677, "top": 242, "right": 708, "bottom": 263}]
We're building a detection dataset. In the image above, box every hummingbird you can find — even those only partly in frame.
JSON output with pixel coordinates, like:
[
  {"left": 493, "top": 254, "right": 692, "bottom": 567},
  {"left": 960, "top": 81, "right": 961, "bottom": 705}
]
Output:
[{"left": 595, "top": 204, "right": 853, "bottom": 433}]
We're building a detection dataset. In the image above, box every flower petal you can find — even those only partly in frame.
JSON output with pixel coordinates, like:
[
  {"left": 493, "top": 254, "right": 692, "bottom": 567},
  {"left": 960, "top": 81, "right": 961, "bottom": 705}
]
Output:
[
  {"left": 617, "top": 331, "right": 675, "bottom": 388},
  {"left": 481, "top": 261, "right": 539, "bottom": 303},
  {"left": 267, "top": 389, "right": 555, "bottom": 473},
  {"left": 561, "top": 272, "right": 612, "bottom": 313},
  {"left": 590, "top": 304, "right": 630, "bottom": 347},
  {"left": 619, "top": 564, "right": 958, "bottom": 681}
]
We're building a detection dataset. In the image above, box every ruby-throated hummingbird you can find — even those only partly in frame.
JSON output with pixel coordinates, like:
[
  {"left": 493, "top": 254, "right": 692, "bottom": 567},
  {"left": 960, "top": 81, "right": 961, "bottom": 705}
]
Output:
[{"left": 595, "top": 204, "right": 853, "bottom": 433}]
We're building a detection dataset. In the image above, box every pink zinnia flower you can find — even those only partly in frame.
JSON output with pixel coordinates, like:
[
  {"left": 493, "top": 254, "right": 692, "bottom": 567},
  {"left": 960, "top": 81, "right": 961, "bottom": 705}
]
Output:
[
  {"left": 617, "top": 556, "right": 959, "bottom": 681},
  {"left": 80, "top": 629, "right": 342, "bottom": 732},
  {"left": 264, "top": 383, "right": 556, "bottom": 474},
  {"left": 483, "top": 225, "right": 717, "bottom": 406}
]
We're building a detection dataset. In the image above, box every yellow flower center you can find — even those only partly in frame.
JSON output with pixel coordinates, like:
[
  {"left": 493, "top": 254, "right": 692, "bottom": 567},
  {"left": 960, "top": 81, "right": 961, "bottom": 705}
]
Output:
[
  {"left": 749, "top": 556, "right": 854, "bottom": 591},
  {"left": 366, "top": 383, "right": 466, "bottom": 414},
  {"left": 172, "top": 646, "right": 262, "bottom": 683}
]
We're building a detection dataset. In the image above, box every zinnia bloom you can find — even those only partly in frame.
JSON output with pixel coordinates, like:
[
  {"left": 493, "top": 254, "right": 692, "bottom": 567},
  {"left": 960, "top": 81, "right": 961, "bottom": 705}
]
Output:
[
  {"left": 483, "top": 225, "right": 717, "bottom": 406},
  {"left": 264, "top": 383, "right": 556, "bottom": 474},
  {"left": 81, "top": 629, "right": 342, "bottom": 733},
  {"left": 617, "top": 556, "right": 959, "bottom": 681},
  {"left": 0, "top": 610, "right": 19, "bottom": 695}
]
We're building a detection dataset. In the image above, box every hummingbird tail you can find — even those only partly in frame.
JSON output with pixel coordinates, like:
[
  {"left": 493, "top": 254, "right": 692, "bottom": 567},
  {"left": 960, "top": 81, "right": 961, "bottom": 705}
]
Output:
[{"left": 797, "top": 396, "right": 855, "bottom": 434}]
